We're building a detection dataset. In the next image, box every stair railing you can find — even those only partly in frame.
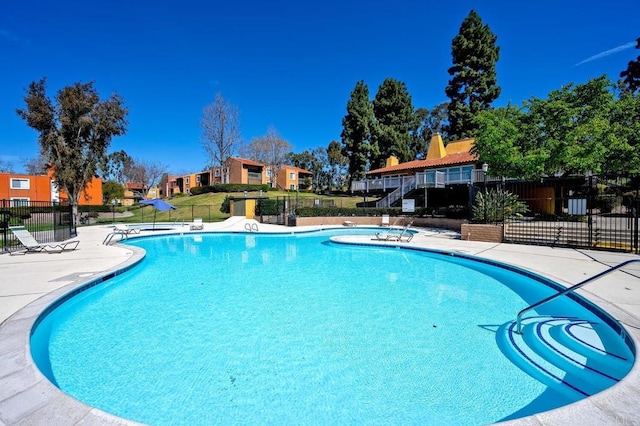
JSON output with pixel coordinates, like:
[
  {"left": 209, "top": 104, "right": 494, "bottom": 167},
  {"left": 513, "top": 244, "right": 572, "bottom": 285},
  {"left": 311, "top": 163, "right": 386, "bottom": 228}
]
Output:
[
  {"left": 515, "top": 259, "right": 640, "bottom": 334},
  {"left": 376, "top": 176, "right": 416, "bottom": 208}
]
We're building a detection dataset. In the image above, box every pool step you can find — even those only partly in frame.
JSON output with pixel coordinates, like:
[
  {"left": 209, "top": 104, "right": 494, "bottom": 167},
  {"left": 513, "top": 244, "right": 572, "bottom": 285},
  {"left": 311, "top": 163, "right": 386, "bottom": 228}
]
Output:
[{"left": 497, "top": 316, "right": 634, "bottom": 400}]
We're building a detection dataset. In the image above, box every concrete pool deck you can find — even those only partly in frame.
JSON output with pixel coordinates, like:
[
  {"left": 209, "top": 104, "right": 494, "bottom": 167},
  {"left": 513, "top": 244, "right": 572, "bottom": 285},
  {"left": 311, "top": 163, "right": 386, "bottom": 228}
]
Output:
[{"left": 1, "top": 218, "right": 639, "bottom": 425}]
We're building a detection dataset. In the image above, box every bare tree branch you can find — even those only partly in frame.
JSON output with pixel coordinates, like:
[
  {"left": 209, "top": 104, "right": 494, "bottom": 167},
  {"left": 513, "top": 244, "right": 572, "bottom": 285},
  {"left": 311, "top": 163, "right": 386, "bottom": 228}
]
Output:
[
  {"left": 201, "top": 93, "right": 242, "bottom": 172},
  {"left": 242, "top": 127, "right": 292, "bottom": 188}
]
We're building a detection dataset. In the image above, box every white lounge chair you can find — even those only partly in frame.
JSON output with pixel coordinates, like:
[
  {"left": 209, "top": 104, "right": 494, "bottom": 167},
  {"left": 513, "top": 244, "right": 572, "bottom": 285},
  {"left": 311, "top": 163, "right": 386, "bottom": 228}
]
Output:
[
  {"left": 381, "top": 214, "right": 390, "bottom": 227},
  {"left": 374, "top": 221, "right": 415, "bottom": 242},
  {"left": 114, "top": 224, "right": 141, "bottom": 235},
  {"left": 9, "top": 226, "right": 79, "bottom": 255},
  {"left": 190, "top": 218, "right": 204, "bottom": 230},
  {"left": 102, "top": 224, "right": 141, "bottom": 245}
]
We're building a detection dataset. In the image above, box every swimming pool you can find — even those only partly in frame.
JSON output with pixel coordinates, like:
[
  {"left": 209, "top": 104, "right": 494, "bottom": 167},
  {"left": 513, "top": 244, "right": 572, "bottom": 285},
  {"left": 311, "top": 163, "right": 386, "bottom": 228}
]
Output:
[{"left": 30, "top": 229, "right": 635, "bottom": 425}]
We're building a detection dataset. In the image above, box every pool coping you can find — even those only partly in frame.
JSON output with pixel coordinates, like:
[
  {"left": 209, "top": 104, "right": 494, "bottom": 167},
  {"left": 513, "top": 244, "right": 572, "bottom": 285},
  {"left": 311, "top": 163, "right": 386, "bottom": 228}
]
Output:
[
  {"left": 1, "top": 225, "right": 639, "bottom": 425},
  {"left": 0, "top": 245, "right": 148, "bottom": 425}
]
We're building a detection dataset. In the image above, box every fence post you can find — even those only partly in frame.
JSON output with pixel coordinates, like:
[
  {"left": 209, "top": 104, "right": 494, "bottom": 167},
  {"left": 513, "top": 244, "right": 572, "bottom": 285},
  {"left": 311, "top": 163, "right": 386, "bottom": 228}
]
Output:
[
  {"left": 1, "top": 199, "right": 6, "bottom": 251},
  {"left": 588, "top": 175, "right": 593, "bottom": 246},
  {"left": 69, "top": 203, "right": 76, "bottom": 239},
  {"left": 634, "top": 189, "right": 639, "bottom": 254}
]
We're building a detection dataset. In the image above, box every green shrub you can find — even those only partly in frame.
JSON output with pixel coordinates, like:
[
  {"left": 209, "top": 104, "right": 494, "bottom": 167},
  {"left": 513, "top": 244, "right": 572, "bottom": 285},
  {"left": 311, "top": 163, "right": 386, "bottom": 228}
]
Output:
[
  {"left": 256, "top": 198, "right": 285, "bottom": 215},
  {"left": 191, "top": 184, "right": 271, "bottom": 195},
  {"left": 220, "top": 196, "right": 231, "bottom": 214},
  {"left": 472, "top": 188, "right": 528, "bottom": 223},
  {"left": 80, "top": 205, "right": 112, "bottom": 213},
  {"left": 296, "top": 207, "right": 402, "bottom": 217}
]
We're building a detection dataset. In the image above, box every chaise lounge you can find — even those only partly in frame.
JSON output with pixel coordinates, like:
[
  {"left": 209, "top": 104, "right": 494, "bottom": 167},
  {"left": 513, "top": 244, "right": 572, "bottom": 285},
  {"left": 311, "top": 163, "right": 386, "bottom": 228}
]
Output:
[
  {"left": 190, "top": 218, "right": 204, "bottom": 230},
  {"left": 114, "top": 224, "right": 141, "bottom": 235},
  {"left": 373, "top": 221, "right": 415, "bottom": 242},
  {"left": 9, "top": 226, "right": 80, "bottom": 255}
]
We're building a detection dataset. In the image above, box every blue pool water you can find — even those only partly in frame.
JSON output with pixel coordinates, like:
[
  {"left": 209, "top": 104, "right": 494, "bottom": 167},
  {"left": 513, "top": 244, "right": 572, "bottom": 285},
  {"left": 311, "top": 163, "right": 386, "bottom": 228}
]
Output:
[{"left": 31, "top": 229, "right": 633, "bottom": 425}]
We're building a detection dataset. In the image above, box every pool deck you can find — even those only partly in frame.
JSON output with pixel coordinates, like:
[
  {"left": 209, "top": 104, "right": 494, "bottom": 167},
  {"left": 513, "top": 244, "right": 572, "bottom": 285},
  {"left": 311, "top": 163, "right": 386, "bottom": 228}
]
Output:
[{"left": 1, "top": 218, "right": 639, "bottom": 425}]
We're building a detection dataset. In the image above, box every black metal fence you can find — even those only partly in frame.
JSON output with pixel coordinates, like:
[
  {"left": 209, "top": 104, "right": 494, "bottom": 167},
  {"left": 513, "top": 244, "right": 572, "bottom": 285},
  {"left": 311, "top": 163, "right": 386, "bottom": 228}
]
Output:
[
  {"left": 491, "top": 176, "right": 640, "bottom": 253},
  {"left": 1, "top": 199, "right": 75, "bottom": 253}
]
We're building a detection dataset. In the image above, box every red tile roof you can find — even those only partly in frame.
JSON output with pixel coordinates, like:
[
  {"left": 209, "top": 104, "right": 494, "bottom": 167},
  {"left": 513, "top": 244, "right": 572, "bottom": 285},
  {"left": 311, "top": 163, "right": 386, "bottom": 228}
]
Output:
[
  {"left": 125, "top": 182, "right": 145, "bottom": 189},
  {"left": 231, "top": 157, "right": 265, "bottom": 167},
  {"left": 367, "top": 151, "right": 477, "bottom": 175},
  {"left": 283, "top": 165, "right": 312, "bottom": 175}
]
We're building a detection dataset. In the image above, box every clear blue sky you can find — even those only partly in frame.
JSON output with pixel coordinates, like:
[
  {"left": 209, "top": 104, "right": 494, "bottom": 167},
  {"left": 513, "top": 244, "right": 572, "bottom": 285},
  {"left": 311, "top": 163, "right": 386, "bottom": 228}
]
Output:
[{"left": 1, "top": 0, "right": 638, "bottom": 175}]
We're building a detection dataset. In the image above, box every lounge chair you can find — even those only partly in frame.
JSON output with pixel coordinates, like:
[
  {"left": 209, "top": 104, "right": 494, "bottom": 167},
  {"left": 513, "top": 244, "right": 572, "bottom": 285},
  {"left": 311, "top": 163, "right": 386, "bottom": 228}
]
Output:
[
  {"left": 9, "top": 226, "right": 79, "bottom": 255},
  {"left": 190, "top": 218, "right": 204, "bottom": 230},
  {"left": 114, "top": 224, "right": 141, "bottom": 235},
  {"left": 374, "top": 221, "right": 415, "bottom": 242},
  {"left": 102, "top": 224, "right": 141, "bottom": 245},
  {"left": 381, "top": 214, "right": 390, "bottom": 227}
]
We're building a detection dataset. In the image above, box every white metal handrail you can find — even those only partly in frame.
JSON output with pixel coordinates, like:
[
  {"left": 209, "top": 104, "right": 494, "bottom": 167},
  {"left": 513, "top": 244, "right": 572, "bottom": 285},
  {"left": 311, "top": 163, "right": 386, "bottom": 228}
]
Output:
[
  {"left": 376, "top": 176, "right": 416, "bottom": 208},
  {"left": 515, "top": 259, "right": 640, "bottom": 334},
  {"left": 244, "top": 222, "right": 259, "bottom": 232}
]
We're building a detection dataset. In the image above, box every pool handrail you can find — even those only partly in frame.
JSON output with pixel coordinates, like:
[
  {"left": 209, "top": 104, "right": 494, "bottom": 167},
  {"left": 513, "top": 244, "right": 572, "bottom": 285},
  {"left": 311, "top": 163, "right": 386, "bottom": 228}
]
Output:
[
  {"left": 244, "top": 222, "right": 259, "bottom": 232},
  {"left": 515, "top": 259, "right": 640, "bottom": 334}
]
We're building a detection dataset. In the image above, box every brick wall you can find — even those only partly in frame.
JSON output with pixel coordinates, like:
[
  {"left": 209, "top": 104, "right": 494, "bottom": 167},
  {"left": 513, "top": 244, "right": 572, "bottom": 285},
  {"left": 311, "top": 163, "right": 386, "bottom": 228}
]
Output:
[
  {"left": 293, "top": 216, "right": 465, "bottom": 231},
  {"left": 460, "top": 224, "right": 503, "bottom": 243}
]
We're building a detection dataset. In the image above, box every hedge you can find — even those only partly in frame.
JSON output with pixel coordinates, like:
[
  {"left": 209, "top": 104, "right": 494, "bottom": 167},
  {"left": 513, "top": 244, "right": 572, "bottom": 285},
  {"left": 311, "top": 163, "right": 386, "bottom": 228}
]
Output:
[
  {"left": 190, "top": 183, "right": 272, "bottom": 195},
  {"left": 296, "top": 207, "right": 404, "bottom": 217}
]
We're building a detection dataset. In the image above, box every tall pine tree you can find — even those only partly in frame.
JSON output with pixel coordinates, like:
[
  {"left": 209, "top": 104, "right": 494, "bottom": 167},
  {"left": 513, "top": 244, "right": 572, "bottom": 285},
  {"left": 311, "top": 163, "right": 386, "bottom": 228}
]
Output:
[
  {"left": 445, "top": 10, "right": 500, "bottom": 140},
  {"left": 371, "top": 78, "right": 417, "bottom": 168},
  {"left": 621, "top": 37, "right": 640, "bottom": 93},
  {"left": 341, "top": 81, "right": 374, "bottom": 185}
]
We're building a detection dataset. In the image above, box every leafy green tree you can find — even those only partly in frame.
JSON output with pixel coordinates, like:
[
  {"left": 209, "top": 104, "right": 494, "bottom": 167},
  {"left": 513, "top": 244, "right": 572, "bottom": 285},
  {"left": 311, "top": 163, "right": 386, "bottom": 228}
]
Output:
[
  {"left": 473, "top": 105, "right": 532, "bottom": 178},
  {"left": 606, "top": 88, "right": 640, "bottom": 174},
  {"left": 286, "top": 148, "right": 328, "bottom": 191},
  {"left": 621, "top": 37, "right": 640, "bottom": 93},
  {"left": 327, "top": 140, "right": 348, "bottom": 190},
  {"left": 371, "top": 78, "right": 418, "bottom": 167},
  {"left": 99, "top": 149, "right": 133, "bottom": 183},
  {"left": 17, "top": 79, "right": 128, "bottom": 224},
  {"left": 445, "top": 10, "right": 500, "bottom": 140},
  {"left": 521, "top": 76, "right": 613, "bottom": 177},
  {"left": 310, "top": 147, "right": 329, "bottom": 191},
  {"left": 474, "top": 76, "right": 638, "bottom": 178},
  {"left": 102, "top": 180, "right": 125, "bottom": 204},
  {"left": 341, "top": 81, "right": 374, "bottom": 185}
]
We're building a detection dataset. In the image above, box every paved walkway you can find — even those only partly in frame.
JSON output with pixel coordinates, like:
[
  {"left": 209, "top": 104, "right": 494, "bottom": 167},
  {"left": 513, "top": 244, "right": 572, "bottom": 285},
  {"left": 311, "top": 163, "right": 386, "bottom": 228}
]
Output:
[{"left": 1, "top": 219, "right": 639, "bottom": 425}]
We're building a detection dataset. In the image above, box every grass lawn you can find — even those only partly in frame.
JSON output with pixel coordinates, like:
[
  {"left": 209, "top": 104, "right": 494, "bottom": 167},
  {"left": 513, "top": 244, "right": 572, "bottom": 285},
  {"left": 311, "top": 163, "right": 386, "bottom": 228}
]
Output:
[{"left": 95, "top": 191, "right": 370, "bottom": 224}]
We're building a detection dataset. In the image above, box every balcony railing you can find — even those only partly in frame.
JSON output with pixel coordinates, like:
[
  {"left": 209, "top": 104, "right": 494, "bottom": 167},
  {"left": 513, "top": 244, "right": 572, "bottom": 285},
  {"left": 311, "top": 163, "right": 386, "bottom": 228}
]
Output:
[{"left": 351, "top": 168, "right": 503, "bottom": 192}]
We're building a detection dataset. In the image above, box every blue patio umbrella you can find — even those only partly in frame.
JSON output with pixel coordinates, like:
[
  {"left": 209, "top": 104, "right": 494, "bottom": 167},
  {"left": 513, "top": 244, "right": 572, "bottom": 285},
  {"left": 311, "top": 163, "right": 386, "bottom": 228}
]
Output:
[{"left": 139, "top": 198, "right": 177, "bottom": 229}]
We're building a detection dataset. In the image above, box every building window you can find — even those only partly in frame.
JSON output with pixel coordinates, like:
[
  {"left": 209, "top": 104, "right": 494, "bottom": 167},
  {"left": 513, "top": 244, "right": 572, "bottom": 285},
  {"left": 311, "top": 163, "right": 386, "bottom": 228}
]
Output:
[
  {"left": 215, "top": 169, "right": 220, "bottom": 177},
  {"left": 461, "top": 165, "right": 473, "bottom": 181},
  {"left": 289, "top": 172, "right": 296, "bottom": 180},
  {"left": 185, "top": 177, "right": 190, "bottom": 185},
  {"left": 196, "top": 175, "right": 201, "bottom": 183},
  {"left": 10, "top": 178, "right": 30, "bottom": 189},
  {"left": 10, "top": 198, "right": 30, "bottom": 207},
  {"left": 290, "top": 184, "right": 296, "bottom": 190}
]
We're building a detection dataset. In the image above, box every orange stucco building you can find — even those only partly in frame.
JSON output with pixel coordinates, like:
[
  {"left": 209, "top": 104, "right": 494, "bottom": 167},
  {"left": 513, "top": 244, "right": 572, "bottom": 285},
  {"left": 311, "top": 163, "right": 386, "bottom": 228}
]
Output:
[
  {"left": 0, "top": 172, "right": 102, "bottom": 206},
  {"left": 162, "top": 157, "right": 313, "bottom": 196}
]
